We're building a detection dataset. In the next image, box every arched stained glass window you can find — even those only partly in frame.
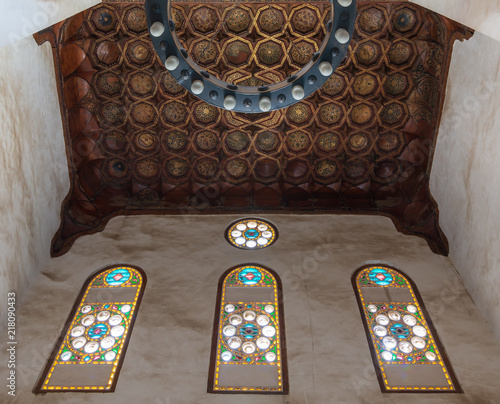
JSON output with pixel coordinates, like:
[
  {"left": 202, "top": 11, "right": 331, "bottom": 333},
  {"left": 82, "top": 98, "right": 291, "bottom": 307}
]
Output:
[
  {"left": 208, "top": 264, "right": 288, "bottom": 394},
  {"left": 352, "top": 265, "right": 461, "bottom": 392},
  {"left": 34, "top": 264, "right": 146, "bottom": 393}
]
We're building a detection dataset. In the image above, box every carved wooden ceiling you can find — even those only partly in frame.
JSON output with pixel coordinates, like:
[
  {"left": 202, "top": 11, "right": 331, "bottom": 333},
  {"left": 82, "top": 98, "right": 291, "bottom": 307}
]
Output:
[{"left": 35, "top": 1, "right": 472, "bottom": 257}]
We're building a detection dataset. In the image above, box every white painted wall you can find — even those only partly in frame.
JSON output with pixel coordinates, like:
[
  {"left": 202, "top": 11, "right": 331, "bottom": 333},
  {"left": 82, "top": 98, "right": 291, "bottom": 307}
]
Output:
[
  {"left": 0, "top": 38, "right": 69, "bottom": 328},
  {"left": 0, "top": 0, "right": 101, "bottom": 48},
  {"left": 431, "top": 31, "right": 500, "bottom": 341},
  {"left": 411, "top": 0, "right": 500, "bottom": 43}
]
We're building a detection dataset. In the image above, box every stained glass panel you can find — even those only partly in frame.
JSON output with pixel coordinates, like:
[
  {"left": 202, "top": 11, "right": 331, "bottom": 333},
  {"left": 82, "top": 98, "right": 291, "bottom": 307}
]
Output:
[
  {"left": 225, "top": 218, "right": 278, "bottom": 250},
  {"left": 208, "top": 264, "right": 288, "bottom": 394},
  {"left": 34, "top": 265, "right": 146, "bottom": 393},
  {"left": 353, "top": 265, "right": 461, "bottom": 392}
]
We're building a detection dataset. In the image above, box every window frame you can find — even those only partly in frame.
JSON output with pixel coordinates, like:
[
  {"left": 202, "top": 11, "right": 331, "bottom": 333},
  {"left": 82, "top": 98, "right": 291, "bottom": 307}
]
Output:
[
  {"left": 33, "top": 263, "right": 147, "bottom": 394},
  {"left": 207, "top": 263, "right": 289, "bottom": 394},
  {"left": 352, "top": 264, "right": 462, "bottom": 393}
]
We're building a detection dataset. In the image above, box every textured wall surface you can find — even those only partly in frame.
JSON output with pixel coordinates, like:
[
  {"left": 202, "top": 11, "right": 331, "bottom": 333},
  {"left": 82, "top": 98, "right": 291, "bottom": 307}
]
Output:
[
  {"left": 1, "top": 214, "right": 500, "bottom": 403},
  {"left": 0, "top": 38, "right": 70, "bottom": 328},
  {"left": 411, "top": 0, "right": 500, "bottom": 42},
  {"left": 0, "top": 0, "right": 101, "bottom": 48},
  {"left": 431, "top": 32, "right": 500, "bottom": 341}
]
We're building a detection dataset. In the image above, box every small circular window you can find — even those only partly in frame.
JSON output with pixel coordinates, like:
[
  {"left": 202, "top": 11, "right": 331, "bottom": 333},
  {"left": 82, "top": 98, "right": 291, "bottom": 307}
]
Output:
[{"left": 225, "top": 218, "right": 278, "bottom": 250}]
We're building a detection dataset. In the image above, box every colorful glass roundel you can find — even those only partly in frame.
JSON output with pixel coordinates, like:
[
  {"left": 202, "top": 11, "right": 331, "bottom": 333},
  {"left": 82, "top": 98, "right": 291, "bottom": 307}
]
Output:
[{"left": 225, "top": 218, "right": 278, "bottom": 250}]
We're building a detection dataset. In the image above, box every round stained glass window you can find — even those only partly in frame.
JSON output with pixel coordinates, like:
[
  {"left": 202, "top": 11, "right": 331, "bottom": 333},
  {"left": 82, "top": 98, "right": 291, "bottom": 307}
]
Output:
[
  {"left": 225, "top": 218, "right": 278, "bottom": 250},
  {"left": 105, "top": 268, "right": 131, "bottom": 286},
  {"left": 368, "top": 267, "right": 394, "bottom": 286}
]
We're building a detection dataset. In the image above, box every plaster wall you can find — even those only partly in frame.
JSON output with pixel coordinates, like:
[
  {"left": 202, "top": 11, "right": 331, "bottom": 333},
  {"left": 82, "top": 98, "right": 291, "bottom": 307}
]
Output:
[
  {"left": 0, "top": 38, "right": 69, "bottom": 330},
  {"left": 2, "top": 214, "right": 500, "bottom": 403},
  {"left": 430, "top": 32, "right": 500, "bottom": 341},
  {"left": 0, "top": 0, "right": 101, "bottom": 49},
  {"left": 411, "top": 0, "right": 500, "bottom": 43}
]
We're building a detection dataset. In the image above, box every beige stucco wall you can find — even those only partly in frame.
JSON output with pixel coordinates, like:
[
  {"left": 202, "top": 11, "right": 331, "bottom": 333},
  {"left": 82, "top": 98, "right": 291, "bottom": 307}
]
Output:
[
  {"left": 411, "top": 0, "right": 500, "bottom": 42},
  {"left": 431, "top": 31, "right": 500, "bottom": 341},
  {"left": 0, "top": 38, "right": 69, "bottom": 329},
  {"left": 2, "top": 214, "right": 500, "bottom": 403},
  {"left": 0, "top": 0, "right": 101, "bottom": 48}
]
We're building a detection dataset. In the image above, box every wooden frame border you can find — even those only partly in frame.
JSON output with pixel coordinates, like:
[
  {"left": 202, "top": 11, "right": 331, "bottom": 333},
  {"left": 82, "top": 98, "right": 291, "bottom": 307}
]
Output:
[
  {"left": 33, "top": 263, "right": 147, "bottom": 394},
  {"left": 351, "top": 264, "right": 462, "bottom": 393},
  {"left": 207, "top": 263, "right": 289, "bottom": 394}
]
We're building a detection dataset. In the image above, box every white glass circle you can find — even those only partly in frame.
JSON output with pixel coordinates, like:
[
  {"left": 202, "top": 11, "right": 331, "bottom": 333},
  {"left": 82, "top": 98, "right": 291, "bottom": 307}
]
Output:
[
  {"left": 381, "top": 351, "right": 393, "bottom": 361},
  {"left": 388, "top": 311, "right": 400, "bottom": 321},
  {"left": 383, "top": 336, "right": 397, "bottom": 350},
  {"left": 413, "top": 325, "right": 427, "bottom": 337},
  {"left": 235, "top": 237, "right": 245, "bottom": 245},
  {"left": 60, "top": 351, "right": 72, "bottom": 361},
  {"left": 262, "top": 325, "right": 276, "bottom": 337},
  {"left": 120, "top": 304, "right": 131, "bottom": 314},
  {"left": 407, "top": 305, "right": 417, "bottom": 314},
  {"left": 110, "top": 325, "right": 125, "bottom": 338},
  {"left": 227, "top": 337, "right": 242, "bottom": 349},
  {"left": 97, "top": 311, "right": 111, "bottom": 322},
  {"left": 258, "top": 224, "right": 268, "bottom": 231},
  {"left": 223, "top": 325, "right": 236, "bottom": 337},
  {"left": 221, "top": 351, "right": 232, "bottom": 361},
  {"left": 265, "top": 305, "right": 274, "bottom": 314},
  {"left": 225, "top": 304, "right": 235, "bottom": 313},
  {"left": 411, "top": 336, "right": 426, "bottom": 350},
  {"left": 229, "top": 315, "right": 243, "bottom": 326},
  {"left": 319, "top": 61, "right": 333, "bottom": 77},
  {"left": 376, "top": 314, "right": 390, "bottom": 326},
  {"left": 403, "top": 315, "right": 417, "bottom": 326},
  {"left": 246, "top": 240, "right": 257, "bottom": 248},
  {"left": 335, "top": 28, "right": 350, "bottom": 44},
  {"left": 236, "top": 223, "right": 247, "bottom": 231},
  {"left": 425, "top": 351, "right": 436, "bottom": 361},
  {"left": 71, "top": 326, "right": 86, "bottom": 337},
  {"left": 367, "top": 304, "right": 378, "bottom": 313},
  {"left": 243, "top": 311, "right": 256, "bottom": 321},
  {"left": 191, "top": 80, "right": 204, "bottom": 95},
  {"left": 247, "top": 221, "right": 258, "bottom": 228},
  {"left": 256, "top": 337, "right": 271, "bottom": 350},
  {"left": 224, "top": 95, "right": 237, "bottom": 110},
  {"left": 257, "top": 315, "right": 270, "bottom": 326},
  {"left": 72, "top": 337, "right": 87, "bottom": 350},
  {"left": 81, "top": 315, "right": 96, "bottom": 327},
  {"left": 292, "top": 85, "right": 305, "bottom": 100},
  {"left": 84, "top": 341, "right": 99, "bottom": 354},
  {"left": 105, "top": 351, "right": 117, "bottom": 361},
  {"left": 242, "top": 342, "right": 256, "bottom": 354},
  {"left": 165, "top": 55, "right": 179, "bottom": 71},
  {"left": 231, "top": 230, "right": 242, "bottom": 238},
  {"left": 262, "top": 231, "right": 273, "bottom": 238},
  {"left": 373, "top": 325, "right": 387, "bottom": 337},
  {"left": 398, "top": 341, "right": 413, "bottom": 354},
  {"left": 101, "top": 336, "right": 116, "bottom": 349},
  {"left": 338, "top": 0, "right": 352, "bottom": 7},
  {"left": 150, "top": 21, "right": 165, "bottom": 37},
  {"left": 108, "top": 315, "right": 123, "bottom": 326},
  {"left": 265, "top": 352, "right": 276, "bottom": 362},
  {"left": 257, "top": 237, "right": 268, "bottom": 246},
  {"left": 81, "top": 305, "right": 92, "bottom": 314},
  {"left": 259, "top": 97, "right": 272, "bottom": 112}
]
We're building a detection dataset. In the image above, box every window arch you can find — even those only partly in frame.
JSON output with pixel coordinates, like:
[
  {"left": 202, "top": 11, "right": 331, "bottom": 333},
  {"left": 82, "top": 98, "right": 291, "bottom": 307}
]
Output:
[
  {"left": 34, "top": 264, "right": 146, "bottom": 393},
  {"left": 352, "top": 264, "right": 461, "bottom": 392},
  {"left": 208, "top": 264, "right": 288, "bottom": 394}
]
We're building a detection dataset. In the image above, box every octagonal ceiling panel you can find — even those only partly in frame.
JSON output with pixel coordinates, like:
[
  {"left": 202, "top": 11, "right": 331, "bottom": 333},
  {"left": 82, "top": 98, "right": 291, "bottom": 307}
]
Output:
[{"left": 34, "top": 0, "right": 473, "bottom": 256}]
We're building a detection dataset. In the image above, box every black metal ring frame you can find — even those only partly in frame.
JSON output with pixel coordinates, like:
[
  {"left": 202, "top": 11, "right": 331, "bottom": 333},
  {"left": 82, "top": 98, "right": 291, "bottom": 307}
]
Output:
[{"left": 145, "top": 0, "right": 357, "bottom": 113}]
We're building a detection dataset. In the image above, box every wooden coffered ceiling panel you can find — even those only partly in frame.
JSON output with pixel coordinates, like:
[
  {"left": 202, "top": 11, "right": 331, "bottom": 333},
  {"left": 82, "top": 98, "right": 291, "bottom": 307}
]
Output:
[{"left": 34, "top": 1, "right": 472, "bottom": 256}]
